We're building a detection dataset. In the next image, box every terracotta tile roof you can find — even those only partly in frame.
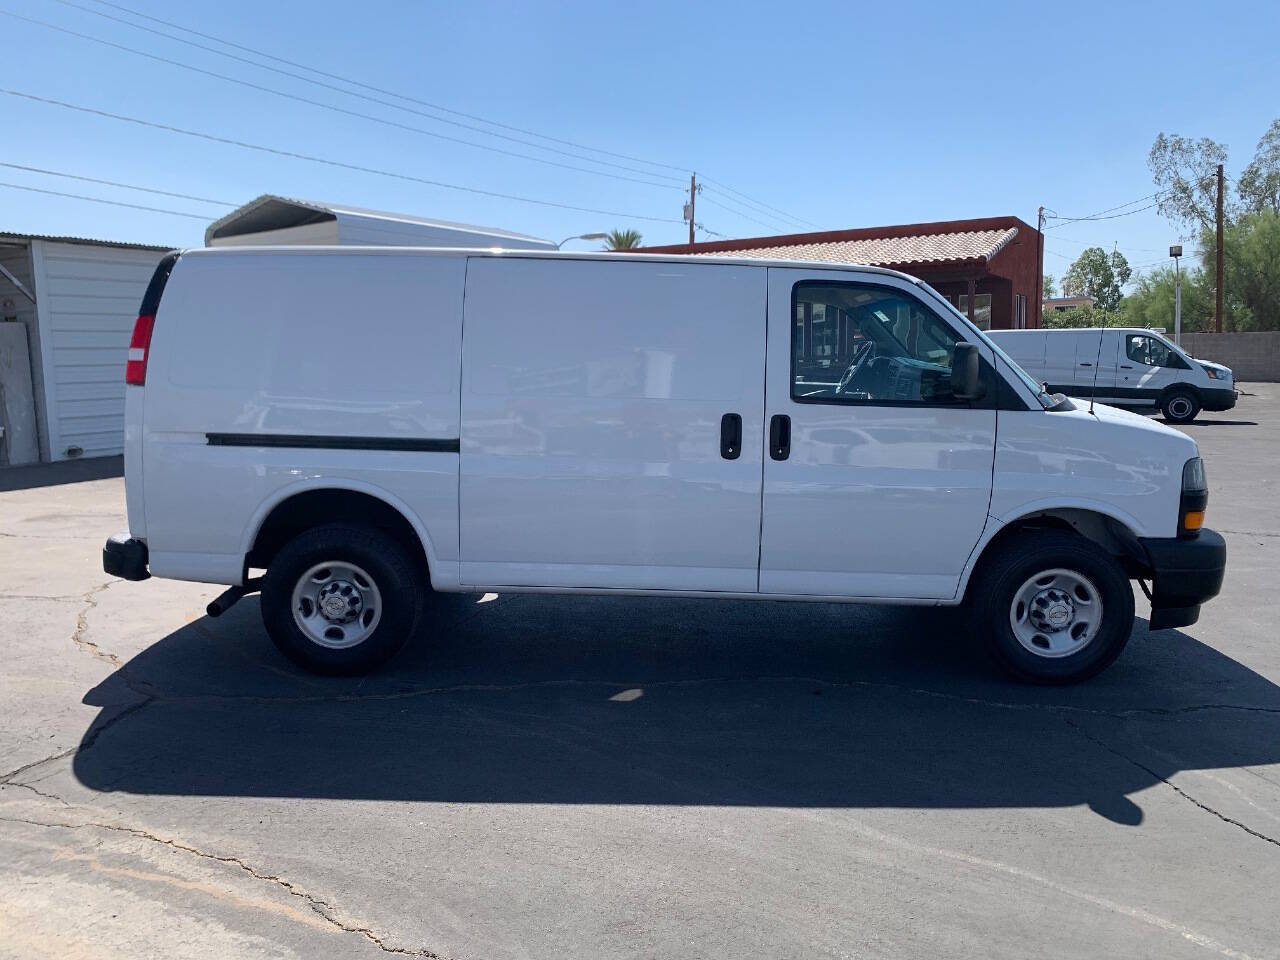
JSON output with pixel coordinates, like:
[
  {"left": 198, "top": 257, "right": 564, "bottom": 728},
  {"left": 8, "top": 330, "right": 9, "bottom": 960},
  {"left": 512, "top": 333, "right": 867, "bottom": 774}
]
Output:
[{"left": 687, "top": 227, "right": 1019, "bottom": 267}]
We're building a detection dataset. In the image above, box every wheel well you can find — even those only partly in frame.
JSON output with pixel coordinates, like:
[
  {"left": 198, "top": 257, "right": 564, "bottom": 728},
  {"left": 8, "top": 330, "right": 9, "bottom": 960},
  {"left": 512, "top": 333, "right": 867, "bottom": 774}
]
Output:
[
  {"left": 1160, "top": 383, "right": 1200, "bottom": 403},
  {"left": 247, "top": 489, "right": 429, "bottom": 577},
  {"left": 967, "top": 509, "right": 1145, "bottom": 600}
]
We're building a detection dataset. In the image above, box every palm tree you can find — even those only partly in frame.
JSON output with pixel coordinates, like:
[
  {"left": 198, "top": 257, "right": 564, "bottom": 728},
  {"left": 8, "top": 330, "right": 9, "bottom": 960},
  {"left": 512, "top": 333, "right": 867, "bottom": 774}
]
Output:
[{"left": 603, "top": 229, "right": 643, "bottom": 250}]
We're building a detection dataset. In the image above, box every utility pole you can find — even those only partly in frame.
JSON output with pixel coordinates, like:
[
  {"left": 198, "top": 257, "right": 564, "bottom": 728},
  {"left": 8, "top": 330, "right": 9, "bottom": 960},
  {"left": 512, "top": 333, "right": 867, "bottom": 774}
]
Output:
[
  {"left": 1215, "top": 162, "right": 1225, "bottom": 333},
  {"left": 1036, "top": 205, "right": 1045, "bottom": 328},
  {"left": 685, "top": 173, "right": 697, "bottom": 245}
]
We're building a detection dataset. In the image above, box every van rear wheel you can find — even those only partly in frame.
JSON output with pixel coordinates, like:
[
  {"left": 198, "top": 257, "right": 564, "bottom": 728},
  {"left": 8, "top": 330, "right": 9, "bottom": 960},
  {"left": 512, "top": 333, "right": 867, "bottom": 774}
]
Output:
[
  {"left": 261, "top": 524, "right": 424, "bottom": 675},
  {"left": 974, "top": 531, "right": 1134, "bottom": 684},
  {"left": 1160, "top": 389, "right": 1201, "bottom": 423}
]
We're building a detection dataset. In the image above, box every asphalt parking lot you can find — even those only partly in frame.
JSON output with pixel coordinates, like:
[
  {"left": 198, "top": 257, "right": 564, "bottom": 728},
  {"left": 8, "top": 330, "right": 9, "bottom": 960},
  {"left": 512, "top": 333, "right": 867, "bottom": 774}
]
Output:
[{"left": 2, "top": 388, "right": 1278, "bottom": 960}]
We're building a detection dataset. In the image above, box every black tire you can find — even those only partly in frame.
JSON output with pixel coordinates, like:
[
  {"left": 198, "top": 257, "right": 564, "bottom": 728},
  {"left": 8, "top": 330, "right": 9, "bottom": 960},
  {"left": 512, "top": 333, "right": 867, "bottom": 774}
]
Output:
[
  {"left": 973, "top": 531, "right": 1135, "bottom": 684},
  {"left": 1160, "top": 389, "right": 1201, "bottom": 423},
  {"left": 261, "top": 523, "right": 424, "bottom": 675}
]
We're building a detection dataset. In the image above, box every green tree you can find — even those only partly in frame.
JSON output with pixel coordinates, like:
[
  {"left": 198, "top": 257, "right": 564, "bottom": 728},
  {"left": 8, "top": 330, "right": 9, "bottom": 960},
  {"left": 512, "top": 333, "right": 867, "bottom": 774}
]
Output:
[
  {"left": 603, "top": 229, "right": 643, "bottom": 250},
  {"left": 1122, "top": 265, "right": 1214, "bottom": 333},
  {"left": 1042, "top": 307, "right": 1128, "bottom": 329},
  {"left": 1148, "top": 132, "right": 1232, "bottom": 235},
  {"left": 1238, "top": 119, "right": 1280, "bottom": 216},
  {"left": 1061, "top": 247, "right": 1132, "bottom": 311},
  {"left": 1201, "top": 209, "right": 1280, "bottom": 330},
  {"left": 1042, "top": 273, "right": 1056, "bottom": 299}
]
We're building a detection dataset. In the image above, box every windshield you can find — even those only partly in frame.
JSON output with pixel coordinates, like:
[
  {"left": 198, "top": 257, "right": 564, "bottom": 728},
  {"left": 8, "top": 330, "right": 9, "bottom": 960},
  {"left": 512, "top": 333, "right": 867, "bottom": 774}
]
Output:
[
  {"left": 914, "top": 281, "right": 1057, "bottom": 408},
  {"left": 1149, "top": 331, "right": 1196, "bottom": 364}
]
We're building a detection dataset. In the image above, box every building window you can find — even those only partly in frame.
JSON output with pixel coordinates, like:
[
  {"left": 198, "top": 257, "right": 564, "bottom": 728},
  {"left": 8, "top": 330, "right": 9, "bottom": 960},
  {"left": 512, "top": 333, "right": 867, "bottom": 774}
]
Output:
[
  {"left": 1014, "top": 294, "right": 1027, "bottom": 329},
  {"left": 956, "top": 293, "right": 993, "bottom": 331}
]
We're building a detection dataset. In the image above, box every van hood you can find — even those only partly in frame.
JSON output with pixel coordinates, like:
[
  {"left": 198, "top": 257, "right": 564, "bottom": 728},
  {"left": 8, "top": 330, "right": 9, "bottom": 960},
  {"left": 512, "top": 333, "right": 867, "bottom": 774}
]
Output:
[{"left": 1087, "top": 401, "right": 1197, "bottom": 446}]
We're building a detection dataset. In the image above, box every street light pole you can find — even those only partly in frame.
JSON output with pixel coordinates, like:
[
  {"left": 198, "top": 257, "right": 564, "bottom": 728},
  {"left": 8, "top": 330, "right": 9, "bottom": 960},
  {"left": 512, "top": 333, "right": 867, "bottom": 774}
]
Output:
[
  {"left": 556, "top": 232, "right": 609, "bottom": 250},
  {"left": 1170, "top": 244, "right": 1183, "bottom": 345}
]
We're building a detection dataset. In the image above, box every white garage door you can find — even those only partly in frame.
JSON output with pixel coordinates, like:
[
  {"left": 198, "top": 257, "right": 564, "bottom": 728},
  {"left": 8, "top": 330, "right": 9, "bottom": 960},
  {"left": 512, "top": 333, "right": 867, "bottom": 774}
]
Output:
[{"left": 34, "top": 241, "right": 166, "bottom": 460}]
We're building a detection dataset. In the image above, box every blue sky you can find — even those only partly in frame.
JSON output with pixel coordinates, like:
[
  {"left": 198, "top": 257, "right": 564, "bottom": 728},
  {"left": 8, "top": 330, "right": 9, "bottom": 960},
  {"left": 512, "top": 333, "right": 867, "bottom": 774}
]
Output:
[{"left": 2, "top": 0, "right": 1277, "bottom": 280}]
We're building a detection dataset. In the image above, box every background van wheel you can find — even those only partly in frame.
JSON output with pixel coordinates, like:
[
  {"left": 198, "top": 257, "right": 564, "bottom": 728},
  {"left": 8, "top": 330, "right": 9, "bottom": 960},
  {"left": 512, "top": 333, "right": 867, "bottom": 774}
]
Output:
[
  {"left": 973, "top": 531, "right": 1135, "bottom": 684},
  {"left": 261, "top": 524, "right": 424, "bottom": 675},
  {"left": 1161, "top": 389, "right": 1201, "bottom": 423}
]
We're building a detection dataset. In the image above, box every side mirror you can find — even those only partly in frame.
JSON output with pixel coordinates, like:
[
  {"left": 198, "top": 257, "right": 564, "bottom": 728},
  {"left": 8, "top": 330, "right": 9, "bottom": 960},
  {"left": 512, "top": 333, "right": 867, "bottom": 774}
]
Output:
[{"left": 951, "top": 342, "right": 984, "bottom": 401}]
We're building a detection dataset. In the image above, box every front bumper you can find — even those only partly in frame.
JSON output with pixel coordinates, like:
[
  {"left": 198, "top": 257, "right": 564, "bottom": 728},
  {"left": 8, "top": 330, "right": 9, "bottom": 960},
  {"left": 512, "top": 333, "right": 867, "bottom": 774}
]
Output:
[
  {"left": 1138, "top": 529, "right": 1226, "bottom": 630},
  {"left": 1202, "top": 386, "right": 1238, "bottom": 411},
  {"left": 103, "top": 532, "right": 150, "bottom": 581}
]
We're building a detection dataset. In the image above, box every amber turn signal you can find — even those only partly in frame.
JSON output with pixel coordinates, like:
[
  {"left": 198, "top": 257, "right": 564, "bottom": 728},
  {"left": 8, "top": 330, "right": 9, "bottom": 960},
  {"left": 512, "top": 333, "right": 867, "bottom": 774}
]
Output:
[{"left": 1183, "top": 511, "right": 1205, "bottom": 531}]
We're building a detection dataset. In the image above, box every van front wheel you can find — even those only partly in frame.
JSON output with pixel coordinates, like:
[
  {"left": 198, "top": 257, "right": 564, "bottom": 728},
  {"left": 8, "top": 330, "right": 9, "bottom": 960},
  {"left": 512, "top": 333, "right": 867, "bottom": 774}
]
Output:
[
  {"left": 261, "top": 524, "right": 424, "bottom": 675},
  {"left": 1160, "top": 389, "right": 1201, "bottom": 423},
  {"left": 974, "top": 532, "right": 1135, "bottom": 683}
]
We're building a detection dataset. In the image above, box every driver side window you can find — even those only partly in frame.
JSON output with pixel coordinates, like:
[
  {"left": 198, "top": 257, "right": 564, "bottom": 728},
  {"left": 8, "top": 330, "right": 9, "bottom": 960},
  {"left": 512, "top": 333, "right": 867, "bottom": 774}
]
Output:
[
  {"left": 1126, "top": 334, "right": 1177, "bottom": 368},
  {"left": 791, "top": 281, "right": 965, "bottom": 405}
]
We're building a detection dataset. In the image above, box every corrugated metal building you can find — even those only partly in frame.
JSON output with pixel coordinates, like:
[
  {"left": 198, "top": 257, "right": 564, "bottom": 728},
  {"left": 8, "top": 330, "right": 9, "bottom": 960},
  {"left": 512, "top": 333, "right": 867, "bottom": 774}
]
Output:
[{"left": 0, "top": 232, "right": 169, "bottom": 464}]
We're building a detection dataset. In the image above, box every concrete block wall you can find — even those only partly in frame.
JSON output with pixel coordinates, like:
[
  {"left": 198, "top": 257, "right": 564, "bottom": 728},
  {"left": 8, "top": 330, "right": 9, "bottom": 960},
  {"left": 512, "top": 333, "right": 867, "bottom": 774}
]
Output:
[{"left": 1179, "top": 332, "right": 1280, "bottom": 383}]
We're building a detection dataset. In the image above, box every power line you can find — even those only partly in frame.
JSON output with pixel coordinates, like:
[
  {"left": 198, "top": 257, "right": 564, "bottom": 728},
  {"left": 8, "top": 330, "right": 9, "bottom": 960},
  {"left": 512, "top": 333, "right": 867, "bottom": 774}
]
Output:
[
  {"left": 3, "top": 10, "right": 683, "bottom": 191},
  {"left": 700, "top": 178, "right": 818, "bottom": 229},
  {"left": 1044, "top": 173, "right": 1220, "bottom": 230},
  {"left": 698, "top": 193, "right": 795, "bottom": 232},
  {"left": 2, "top": 88, "right": 686, "bottom": 224},
  {"left": 0, "top": 180, "right": 209, "bottom": 218},
  {"left": 75, "top": 0, "right": 693, "bottom": 176},
  {"left": 1044, "top": 192, "right": 1162, "bottom": 228},
  {"left": 697, "top": 185, "right": 812, "bottom": 232},
  {"left": 0, "top": 161, "right": 232, "bottom": 205},
  {"left": 52, "top": 0, "right": 814, "bottom": 228},
  {"left": 45, "top": 0, "right": 689, "bottom": 186}
]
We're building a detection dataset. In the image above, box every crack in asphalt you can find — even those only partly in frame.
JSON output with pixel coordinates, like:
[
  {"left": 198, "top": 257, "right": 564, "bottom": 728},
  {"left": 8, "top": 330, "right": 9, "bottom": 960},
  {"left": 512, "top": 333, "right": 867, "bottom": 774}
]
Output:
[
  {"left": 0, "top": 813, "right": 449, "bottom": 958},
  {"left": 70, "top": 580, "right": 123, "bottom": 668},
  {"left": 1064, "top": 718, "right": 1280, "bottom": 849},
  {"left": 0, "top": 697, "right": 152, "bottom": 785},
  {"left": 0, "top": 780, "right": 70, "bottom": 806}
]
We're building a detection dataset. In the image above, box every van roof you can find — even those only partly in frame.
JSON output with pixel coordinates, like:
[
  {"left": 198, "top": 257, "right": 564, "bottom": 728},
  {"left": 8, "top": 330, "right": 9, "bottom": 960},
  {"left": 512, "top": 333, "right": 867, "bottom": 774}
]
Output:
[
  {"left": 176, "top": 244, "right": 925, "bottom": 283},
  {"left": 991, "top": 327, "right": 1161, "bottom": 335}
]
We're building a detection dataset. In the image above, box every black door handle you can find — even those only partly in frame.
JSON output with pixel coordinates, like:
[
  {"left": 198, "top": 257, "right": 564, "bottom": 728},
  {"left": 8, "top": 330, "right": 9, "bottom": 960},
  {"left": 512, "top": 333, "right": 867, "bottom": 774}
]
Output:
[
  {"left": 720, "top": 413, "right": 742, "bottom": 460},
  {"left": 769, "top": 414, "right": 791, "bottom": 461},
  {"left": 1120, "top": 364, "right": 1134, "bottom": 369},
  {"left": 1079, "top": 362, "right": 1093, "bottom": 367}
]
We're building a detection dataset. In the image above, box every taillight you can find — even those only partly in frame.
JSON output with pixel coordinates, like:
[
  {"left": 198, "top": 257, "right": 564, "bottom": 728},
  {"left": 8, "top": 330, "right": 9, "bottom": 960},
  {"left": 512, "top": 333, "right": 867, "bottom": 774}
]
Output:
[{"left": 125, "top": 313, "right": 155, "bottom": 385}]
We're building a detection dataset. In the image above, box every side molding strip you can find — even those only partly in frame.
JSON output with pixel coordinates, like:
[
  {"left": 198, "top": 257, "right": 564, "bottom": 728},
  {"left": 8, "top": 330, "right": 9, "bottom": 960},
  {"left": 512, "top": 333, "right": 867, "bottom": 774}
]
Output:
[{"left": 206, "top": 433, "right": 460, "bottom": 453}]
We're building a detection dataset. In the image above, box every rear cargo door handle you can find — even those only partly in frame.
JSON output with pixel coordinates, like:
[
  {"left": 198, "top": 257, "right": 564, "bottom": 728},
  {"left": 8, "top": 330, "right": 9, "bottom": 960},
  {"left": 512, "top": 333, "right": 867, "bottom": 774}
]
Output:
[
  {"left": 720, "top": 413, "right": 742, "bottom": 460},
  {"left": 769, "top": 414, "right": 791, "bottom": 461}
]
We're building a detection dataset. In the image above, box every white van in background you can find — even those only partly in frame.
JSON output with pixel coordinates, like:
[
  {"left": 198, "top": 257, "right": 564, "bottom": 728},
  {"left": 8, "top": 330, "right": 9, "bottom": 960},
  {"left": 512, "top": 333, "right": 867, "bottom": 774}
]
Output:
[
  {"left": 988, "top": 327, "right": 1236, "bottom": 423},
  {"left": 103, "top": 248, "right": 1226, "bottom": 684}
]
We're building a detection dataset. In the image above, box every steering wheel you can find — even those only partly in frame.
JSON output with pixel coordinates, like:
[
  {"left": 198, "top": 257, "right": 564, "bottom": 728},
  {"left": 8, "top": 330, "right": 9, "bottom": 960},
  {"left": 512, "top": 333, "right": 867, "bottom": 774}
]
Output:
[{"left": 836, "top": 341, "right": 875, "bottom": 395}]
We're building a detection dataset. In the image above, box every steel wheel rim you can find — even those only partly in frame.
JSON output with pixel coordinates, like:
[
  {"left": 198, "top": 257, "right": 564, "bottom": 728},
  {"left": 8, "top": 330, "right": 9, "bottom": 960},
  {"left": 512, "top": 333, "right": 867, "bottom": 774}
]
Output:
[
  {"left": 1168, "top": 396, "right": 1193, "bottom": 419},
  {"left": 1009, "top": 567, "right": 1103, "bottom": 659},
  {"left": 291, "top": 560, "right": 382, "bottom": 649}
]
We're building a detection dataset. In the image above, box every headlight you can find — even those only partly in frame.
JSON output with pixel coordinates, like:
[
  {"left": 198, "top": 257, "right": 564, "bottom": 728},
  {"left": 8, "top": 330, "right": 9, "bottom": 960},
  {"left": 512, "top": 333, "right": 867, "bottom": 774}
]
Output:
[
  {"left": 1201, "top": 365, "right": 1227, "bottom": 380},
  {"left": 1180, "top": 457, "right": 1207, "bottom": 536}
]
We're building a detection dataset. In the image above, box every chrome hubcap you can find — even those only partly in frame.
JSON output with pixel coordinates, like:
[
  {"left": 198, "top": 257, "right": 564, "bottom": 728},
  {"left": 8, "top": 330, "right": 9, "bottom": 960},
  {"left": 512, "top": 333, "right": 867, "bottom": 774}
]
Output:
[
  {"left": 291, "top": 561, "right": 382, "bottom": 649},
  {"left": 1169, "top": 397, "right": 1192, "bottom": 418},
  {"left": 1010, "top": 568, "right": 1103, "bottom": 658}
]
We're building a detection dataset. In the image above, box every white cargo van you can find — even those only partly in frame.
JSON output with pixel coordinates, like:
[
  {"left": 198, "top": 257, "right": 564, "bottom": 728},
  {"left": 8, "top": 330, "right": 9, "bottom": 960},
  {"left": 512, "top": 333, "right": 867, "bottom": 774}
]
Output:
[
  {"left": 987, "top": 327, "right": 1236, "bottom": 423},
  {"left": 103, "top": 248, "right": 1226, "bottom": 683}
]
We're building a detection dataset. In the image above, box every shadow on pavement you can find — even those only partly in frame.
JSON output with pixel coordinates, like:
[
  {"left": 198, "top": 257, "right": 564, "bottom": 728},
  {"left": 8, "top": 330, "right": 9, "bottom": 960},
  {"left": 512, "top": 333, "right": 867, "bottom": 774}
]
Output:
[
  {"left": 74, "top": 592, "right": 1280, "bottom": 822},
  {"left": 0, "top": 455, "right": 123, "bottom": 492}
]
